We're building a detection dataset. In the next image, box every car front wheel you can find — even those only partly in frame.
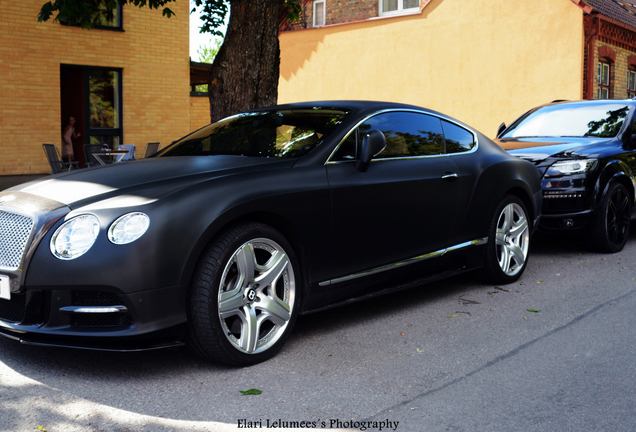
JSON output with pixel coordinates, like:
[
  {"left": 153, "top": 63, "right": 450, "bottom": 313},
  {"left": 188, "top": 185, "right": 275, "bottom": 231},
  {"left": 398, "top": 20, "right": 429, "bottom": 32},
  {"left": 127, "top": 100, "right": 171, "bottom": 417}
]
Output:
[
  {"left": 481, "top": 195, "right": 531, "bottom": 284},
  {"left": 187, "top": 222, "right": 300, "bottom": 365},
  {"left": 592, "top": 182, "right": 631, "bottom": 253}
]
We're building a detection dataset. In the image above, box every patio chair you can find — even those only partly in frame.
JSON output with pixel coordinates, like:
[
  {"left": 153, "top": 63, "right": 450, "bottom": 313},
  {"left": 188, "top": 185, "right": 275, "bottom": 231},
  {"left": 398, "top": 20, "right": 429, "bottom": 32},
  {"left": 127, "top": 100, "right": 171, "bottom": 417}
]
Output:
[
  {"left": 120, "top": 144, "right": 136, "bottom": 161},
  {"left": 84, "top": 144, "right": 112, "bottom": 167},
  {"left": 143, "top": 142, "right": 160, "bottom": 158},
  {"left": 42, "top": 144, "right": 79, "bottom": 174}
]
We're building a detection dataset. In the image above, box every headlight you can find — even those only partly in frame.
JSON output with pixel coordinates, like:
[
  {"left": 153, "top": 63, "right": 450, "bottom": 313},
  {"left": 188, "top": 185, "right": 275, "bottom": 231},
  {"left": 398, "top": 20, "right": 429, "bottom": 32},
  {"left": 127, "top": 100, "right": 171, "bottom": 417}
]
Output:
[
  {"left": 108, "top": 212, "right": 150, "bottom": 245},
  {"left": 544, "top": 159, "right": 597, "bottom": 178},
  {"left": 50, "top": 215, "right": 100, "bottom": 260}
]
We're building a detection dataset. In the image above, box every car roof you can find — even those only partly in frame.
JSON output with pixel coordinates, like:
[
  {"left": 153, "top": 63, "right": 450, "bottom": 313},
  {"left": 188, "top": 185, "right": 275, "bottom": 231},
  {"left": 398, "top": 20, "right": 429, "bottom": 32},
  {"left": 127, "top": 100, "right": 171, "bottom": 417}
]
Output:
[{"left": 250, "top": 100, "right": 433, "bottom": 115}]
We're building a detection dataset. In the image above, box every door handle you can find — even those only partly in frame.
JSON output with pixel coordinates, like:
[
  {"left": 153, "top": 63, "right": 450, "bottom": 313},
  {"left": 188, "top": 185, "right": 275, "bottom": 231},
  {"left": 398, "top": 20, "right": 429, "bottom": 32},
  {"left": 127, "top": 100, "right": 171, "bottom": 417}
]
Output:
[{"left": 442, "top": 172, "right": 459, "bottom": 180}]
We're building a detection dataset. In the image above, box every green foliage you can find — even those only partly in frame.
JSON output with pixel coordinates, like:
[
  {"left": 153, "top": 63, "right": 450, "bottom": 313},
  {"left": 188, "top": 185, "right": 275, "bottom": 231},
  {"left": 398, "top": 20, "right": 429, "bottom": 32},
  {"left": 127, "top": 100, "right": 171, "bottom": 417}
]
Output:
[
  {"left": 239, "top": 388, "right": 262, "bottom": 396},
  {"left": 282, "top": 0, "right": 302, "bottom": 22},
  {"left": 192, "top": 0, "right": 302, "bottom": 37},
  {"left": 38, "top": 0, "right": 175, "bottom": 29},
  {"left": 192, "top": 0, "right": 229, "bottom": 37},
  {"left": 197, "top": 38, "right": 223, "bottom": 64},
  {"left": 586, "top": 107, "right": 629, "bottom": 138}
]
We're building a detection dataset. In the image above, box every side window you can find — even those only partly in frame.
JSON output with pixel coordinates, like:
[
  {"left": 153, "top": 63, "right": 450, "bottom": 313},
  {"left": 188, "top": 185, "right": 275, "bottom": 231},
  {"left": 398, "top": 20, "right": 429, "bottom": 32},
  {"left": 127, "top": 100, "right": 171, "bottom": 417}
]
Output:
[
  {"left": 331, "top": 129, "right": 357, "bottom": 161},
  {"left": 370, "top": 112, "right": 445, "bottom": 158},
  {"left": 330, "top": 111, "right": 447, "bottom": 161},
  {"left": 441, "top": 120, "right": 475, "bottom": 153}
]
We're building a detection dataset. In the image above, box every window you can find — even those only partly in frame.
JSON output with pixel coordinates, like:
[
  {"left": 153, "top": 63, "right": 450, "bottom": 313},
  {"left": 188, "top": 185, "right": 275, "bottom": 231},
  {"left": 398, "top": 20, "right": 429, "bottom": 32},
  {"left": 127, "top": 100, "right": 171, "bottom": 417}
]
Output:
[
  {"left": 313, "top": 1, "right": 326, "bottom": 27},
  {"left": 87, "top": 68, "right": 123, "bottom": 147},
  {"left": 160, "top": 109, "right": 350, "bottom": 158},
  {"left": 441, "top": 120, "right": 475, "bottom": 153},
  {"left": 380, "top": 0, "right": 419, "bottom": 16},
  {"left": 628, "top": 70, "right": 636, "bottom": 98},
  {"left": 331, "top": 111, "right": 473, "bottom": 161},
  {"left": 598, "top": 62, "right": 610, "bottom": 99},
  {"left": 61, "top": 2, "right": 122, "bottom": 30}
]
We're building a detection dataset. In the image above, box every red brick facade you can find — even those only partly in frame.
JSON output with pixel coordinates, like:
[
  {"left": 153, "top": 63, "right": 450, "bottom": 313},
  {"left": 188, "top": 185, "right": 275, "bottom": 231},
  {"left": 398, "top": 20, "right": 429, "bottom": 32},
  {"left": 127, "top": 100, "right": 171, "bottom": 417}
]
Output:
[
  {"left": 287, "top": 0, "right": 378, "bottom": 30},
  {"left": 584, "top": 13, "right": 636, "bottom": 99}
]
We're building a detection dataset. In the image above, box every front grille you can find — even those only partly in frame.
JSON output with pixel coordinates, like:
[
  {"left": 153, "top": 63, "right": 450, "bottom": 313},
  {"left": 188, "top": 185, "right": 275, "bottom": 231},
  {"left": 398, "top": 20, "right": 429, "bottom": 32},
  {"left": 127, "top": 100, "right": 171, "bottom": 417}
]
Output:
[
  {"left": 0, "top": 294, "right": 26, "bottom": 323},
  {"left": 0, "top": 210, "right": 35, "bottom": 270},
  {"left": 42, "top": 290, "right": 52, "bottom": 325},
  {"left": 71, "top": 291, "right": 132, "bottom": 327},
  {"left": 73, "top": 291, "right": 123, "bottom": 306},
  {"left": 71, "top": 314, "right": 133, "bottom": 327},
  {"left": 542, "top": 195, "right": 587, "bottom": 213}
]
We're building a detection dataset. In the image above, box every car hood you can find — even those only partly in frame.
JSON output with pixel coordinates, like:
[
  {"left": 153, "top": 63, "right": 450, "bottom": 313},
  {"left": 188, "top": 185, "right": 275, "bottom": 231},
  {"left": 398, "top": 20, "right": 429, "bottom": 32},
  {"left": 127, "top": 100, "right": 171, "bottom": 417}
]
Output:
[
  {"left": 10, "top": 156, "right": 296, "bottom": 207},
  {"left": 495, "top": 137, "right": 614, "bottom": 164}
]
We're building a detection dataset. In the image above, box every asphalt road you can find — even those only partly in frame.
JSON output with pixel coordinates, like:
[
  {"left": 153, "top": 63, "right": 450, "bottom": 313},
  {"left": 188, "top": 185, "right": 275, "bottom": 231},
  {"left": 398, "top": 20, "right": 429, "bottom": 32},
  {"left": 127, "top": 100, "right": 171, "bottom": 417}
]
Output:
[{"left": 1, "top": 228, "right": 636, "bottom": 432}]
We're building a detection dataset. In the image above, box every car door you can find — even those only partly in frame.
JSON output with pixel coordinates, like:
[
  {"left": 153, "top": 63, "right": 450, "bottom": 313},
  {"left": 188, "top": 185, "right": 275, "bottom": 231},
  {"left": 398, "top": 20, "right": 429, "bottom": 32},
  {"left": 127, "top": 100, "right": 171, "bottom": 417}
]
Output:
[{"left": 325, "top": 111, "right": 463, "bottom": 281}]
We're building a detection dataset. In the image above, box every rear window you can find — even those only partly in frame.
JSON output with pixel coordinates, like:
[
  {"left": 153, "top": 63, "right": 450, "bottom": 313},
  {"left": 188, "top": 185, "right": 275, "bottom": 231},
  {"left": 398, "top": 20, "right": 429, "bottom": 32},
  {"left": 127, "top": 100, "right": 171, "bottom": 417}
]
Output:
[{"left": 502, "top": 103, "right": 630, "bottom": 139}]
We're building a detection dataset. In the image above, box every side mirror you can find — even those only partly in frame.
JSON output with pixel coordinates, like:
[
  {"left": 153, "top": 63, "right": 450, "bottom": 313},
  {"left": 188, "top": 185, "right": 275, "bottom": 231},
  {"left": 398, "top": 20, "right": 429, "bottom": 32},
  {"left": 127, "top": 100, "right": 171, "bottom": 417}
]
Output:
[
  {"left": 355, "top": 129, "right": 386, "bottom": 172},
  {"left": 496, "top": 122, "right": 506, "bottom": 138}
]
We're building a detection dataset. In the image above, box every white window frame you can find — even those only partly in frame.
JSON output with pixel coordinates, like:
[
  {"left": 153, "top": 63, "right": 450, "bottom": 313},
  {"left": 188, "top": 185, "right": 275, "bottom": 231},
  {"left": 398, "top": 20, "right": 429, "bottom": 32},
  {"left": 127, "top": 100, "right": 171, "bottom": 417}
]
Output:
[
  {"left": 313, "top": 0, "right": 326, "bottom": 27},
  {"left": 628, "top": 70, "right": 636, "bottom": 96},
  {"left": 379, "top": 0, "right": 420, "bottom": 17},
  {"left": 598, "top": 62, "right": 610, "bottom": 99}
]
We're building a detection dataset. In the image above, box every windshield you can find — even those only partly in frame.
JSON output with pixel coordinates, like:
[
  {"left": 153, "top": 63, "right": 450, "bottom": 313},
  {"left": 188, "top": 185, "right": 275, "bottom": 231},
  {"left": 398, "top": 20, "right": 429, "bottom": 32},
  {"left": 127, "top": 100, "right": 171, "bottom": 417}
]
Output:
[
  {"left": 158, "top": 108, "right": 351, "bottom": 158},
  {"left": 502, "top": 103, "right": 630, "bottom": 139}
]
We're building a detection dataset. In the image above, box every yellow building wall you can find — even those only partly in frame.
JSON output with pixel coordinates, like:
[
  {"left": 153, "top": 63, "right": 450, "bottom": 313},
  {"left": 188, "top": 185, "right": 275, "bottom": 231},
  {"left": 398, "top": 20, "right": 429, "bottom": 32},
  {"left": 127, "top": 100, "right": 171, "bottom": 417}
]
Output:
[
  {"left": 279, "top": 0, "right": 585, "bottom": 137},
  {"left": 0, "top": 0, "right": 190, "bottom": 175},
  {"left": 190, "top": 96, "right": 211, "bottom": 131}
]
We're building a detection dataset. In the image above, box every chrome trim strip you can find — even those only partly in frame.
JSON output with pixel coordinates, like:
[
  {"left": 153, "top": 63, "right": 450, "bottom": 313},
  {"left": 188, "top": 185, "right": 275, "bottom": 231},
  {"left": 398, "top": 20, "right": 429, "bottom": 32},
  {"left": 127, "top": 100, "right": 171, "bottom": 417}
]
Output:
[
  {"left": 319, "top": 237, "right": 488, "bottom": 287},
  {"left": 60, "top": 305, "right": 128, "bottom": 314},
  {"left": 445, "top": 237, "right": 488, "bottom": 252},
  {"left": 325, "top": 108, "right": 479, "bottom": 165}
]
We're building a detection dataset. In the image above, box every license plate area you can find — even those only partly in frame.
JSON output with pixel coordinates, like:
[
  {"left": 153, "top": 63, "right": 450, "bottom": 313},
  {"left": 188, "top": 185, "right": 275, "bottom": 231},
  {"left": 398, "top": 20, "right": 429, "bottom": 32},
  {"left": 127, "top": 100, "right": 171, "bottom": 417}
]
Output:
[{"left": 0, "top": 275, "right": 10, "bottom": 300}]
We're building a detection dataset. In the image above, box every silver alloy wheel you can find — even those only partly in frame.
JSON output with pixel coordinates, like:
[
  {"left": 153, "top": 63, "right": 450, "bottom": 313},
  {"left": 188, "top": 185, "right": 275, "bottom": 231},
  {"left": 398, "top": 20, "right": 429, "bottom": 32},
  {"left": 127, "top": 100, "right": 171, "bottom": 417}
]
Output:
[
  {"left": 495, "top": 203, "right": 529, "bottom": 277},
  {"left": 217, "top": 237, "right": 296, "bottom": 354}
]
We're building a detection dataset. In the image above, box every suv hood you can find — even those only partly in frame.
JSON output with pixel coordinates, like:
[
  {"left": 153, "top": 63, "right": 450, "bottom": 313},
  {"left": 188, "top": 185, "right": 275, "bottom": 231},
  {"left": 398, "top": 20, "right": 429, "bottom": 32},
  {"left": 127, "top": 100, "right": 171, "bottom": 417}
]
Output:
[
  {"left": 10, "top": 156, "right": 295, "bottom": 207},
  {"left": 496, "top": 137, "right": 614, "bottom": 164}
]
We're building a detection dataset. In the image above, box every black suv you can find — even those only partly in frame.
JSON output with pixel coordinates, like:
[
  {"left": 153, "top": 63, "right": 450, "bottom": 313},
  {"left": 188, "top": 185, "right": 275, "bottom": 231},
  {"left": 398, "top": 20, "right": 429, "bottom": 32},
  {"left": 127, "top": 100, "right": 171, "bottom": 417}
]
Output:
[{"left": 496, "top": 99, "right": 636, "bottom": 252}]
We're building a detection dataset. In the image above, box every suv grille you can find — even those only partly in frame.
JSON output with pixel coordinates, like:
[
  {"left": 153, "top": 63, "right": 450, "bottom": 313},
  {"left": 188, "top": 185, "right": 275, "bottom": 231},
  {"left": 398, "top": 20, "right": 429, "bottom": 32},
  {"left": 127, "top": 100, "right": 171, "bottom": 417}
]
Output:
[{"left": 0, "top": 210, "right": 35, "bottom": 270}]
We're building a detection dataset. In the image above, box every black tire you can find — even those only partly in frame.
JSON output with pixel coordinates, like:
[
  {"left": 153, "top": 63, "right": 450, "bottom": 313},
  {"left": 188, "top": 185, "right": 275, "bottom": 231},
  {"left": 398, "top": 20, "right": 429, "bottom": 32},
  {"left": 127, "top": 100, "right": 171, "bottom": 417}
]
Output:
[
  {"left": 480, "top": 195, "right": 531, "bottom": 284},
  {"left": 187, "top": 222, "right": 300, "bottom": 366},
  {"left": 592, "top": 182, "right": 631, "bottom": 253}
]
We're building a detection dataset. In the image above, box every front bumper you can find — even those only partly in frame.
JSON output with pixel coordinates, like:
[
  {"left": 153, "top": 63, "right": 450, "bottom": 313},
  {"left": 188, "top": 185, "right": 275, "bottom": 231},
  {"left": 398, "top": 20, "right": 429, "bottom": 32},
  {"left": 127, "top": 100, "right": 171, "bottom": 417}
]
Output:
[{"left": 0, "top": 284, "right": 188, "bottom": 351}]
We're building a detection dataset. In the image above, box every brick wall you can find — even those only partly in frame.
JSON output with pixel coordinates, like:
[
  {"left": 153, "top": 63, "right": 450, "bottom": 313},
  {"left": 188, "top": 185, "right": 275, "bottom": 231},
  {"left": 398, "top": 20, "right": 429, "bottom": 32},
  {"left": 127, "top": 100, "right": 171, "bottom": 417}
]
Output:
[
  {"left": 593, "top": 41, "right": 636, "bottom": 99},
  {"left": 0, "top": 0, "right": 190, "bottom": 175},
  {"left": 190, "top": 96, "right": 211, "bottom": 131},
  {"left": 288, "top": 0, "right": 377, "bottom": 30}
]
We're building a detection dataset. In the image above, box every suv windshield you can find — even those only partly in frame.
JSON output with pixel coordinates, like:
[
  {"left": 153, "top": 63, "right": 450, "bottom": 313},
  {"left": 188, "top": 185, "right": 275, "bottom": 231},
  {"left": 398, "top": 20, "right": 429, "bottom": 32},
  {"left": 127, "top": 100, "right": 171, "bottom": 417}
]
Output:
[
  {"left": 502, "top": 103, "right": 630, "bottom": 139},
  {"left": 158, "top": 108, "right": 351, "bottom": 158}
]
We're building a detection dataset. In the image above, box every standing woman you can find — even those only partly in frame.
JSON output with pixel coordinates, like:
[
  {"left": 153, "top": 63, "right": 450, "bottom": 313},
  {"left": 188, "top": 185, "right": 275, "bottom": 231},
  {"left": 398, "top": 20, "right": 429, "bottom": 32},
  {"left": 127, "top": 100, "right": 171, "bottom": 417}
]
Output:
[{"left": 62, "top": 116, "right": 81, "bottom": 163}]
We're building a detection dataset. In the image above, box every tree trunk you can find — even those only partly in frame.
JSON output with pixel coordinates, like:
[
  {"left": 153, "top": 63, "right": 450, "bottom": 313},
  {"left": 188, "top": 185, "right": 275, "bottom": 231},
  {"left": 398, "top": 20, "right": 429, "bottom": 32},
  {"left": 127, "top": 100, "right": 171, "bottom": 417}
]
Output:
[{"left": 207, "top": 0, "right": 285, "bottom": 122}]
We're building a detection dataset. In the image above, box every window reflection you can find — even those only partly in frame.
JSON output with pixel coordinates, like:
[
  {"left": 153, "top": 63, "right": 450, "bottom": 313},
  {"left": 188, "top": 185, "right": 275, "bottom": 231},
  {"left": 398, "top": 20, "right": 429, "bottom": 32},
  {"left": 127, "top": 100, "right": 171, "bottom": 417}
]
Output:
[
  {"left": 159, "top": 109, "right": 350, "bottom": 158},
  {"left": 331, "top": 112, "right": 475, "bottom": 161},
  {"left": 503, "top": 103, "right": 629, "bottom": 138},
  {"left": 89, "top": 70, "right": 119, "bottom": 129}
]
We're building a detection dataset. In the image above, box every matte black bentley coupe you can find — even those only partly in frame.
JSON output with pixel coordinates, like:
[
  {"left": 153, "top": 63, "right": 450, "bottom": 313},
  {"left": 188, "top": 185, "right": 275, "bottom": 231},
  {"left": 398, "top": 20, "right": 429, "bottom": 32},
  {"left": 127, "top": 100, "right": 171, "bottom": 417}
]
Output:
[
  {"left": 497, "top": 99, "right": 636, "bottom": 253},
  {"left": 0, "top": 101, "right": 541, "bottom": 365}
]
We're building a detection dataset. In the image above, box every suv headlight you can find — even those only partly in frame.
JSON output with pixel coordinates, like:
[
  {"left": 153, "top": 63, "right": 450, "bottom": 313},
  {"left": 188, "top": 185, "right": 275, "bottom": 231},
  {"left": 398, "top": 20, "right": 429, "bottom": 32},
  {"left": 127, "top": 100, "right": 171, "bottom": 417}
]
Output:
[
  {"left": 545, "top": 159, "right": 597, "bottom": 178},
  {"left": 108, "top": 212, "right": 150, "bottom": 245},
  {"left": 50, "top": 215, "right": 100, "bottom": 260}
]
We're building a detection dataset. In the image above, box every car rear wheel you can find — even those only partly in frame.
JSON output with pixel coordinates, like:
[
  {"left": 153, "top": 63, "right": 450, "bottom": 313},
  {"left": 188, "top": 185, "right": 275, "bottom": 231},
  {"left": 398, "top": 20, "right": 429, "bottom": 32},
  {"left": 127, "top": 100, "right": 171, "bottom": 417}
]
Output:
[
  {"left": 187, "top": 222, "right": 300, "bottom": 365},
  {"left": 592, "top": 182, "right": 631, "bottom": 253},
  {"left": 481, "top": 195, "right": 531, "bottom": 284}
]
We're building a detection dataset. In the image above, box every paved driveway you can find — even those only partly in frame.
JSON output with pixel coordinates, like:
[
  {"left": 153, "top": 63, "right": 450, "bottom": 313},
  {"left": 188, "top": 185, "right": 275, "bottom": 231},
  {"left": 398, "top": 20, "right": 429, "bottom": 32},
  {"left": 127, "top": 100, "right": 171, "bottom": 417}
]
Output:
[{"left": 2, "top": 229, "right": 635, "bottom": 432}]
